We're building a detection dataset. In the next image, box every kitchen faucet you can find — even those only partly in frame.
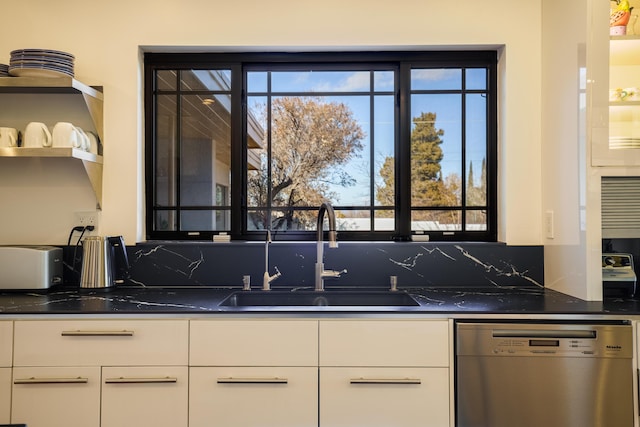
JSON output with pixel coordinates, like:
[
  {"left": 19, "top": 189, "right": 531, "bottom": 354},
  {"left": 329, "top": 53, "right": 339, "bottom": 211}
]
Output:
[
  {"left": 315, "top": 202, "right": 347, "bottom": 291},
  {"left": 262, "top": 229, "right": 281, "bottom": 291}
]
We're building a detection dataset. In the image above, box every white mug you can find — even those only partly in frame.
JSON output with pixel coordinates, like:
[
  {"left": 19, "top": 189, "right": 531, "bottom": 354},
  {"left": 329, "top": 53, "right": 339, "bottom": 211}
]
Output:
[
  {"left": 86, "top": 131, "right": 99, "bottom": 155},
  {"left": 23, "top": 122, "right": 52, "bottom": 148},
  {"left": 75, "top": 127, "right": 90, "bottom": 151},
  {"left": 0, "top": 127, "right": 18, "bottom": 147},
  {"left": 52, "top": 122, "right": 80, "bottom": 148}
]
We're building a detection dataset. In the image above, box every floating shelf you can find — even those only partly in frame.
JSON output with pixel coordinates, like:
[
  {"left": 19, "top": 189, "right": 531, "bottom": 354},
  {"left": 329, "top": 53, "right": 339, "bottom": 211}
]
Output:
[
  {"left": 0, "top": 76, "right": 104, "bottom": 141},
  {"left": 0, "top": 147, "right": 103, "bottom": 207},
  {"left": 0, "top": 76, "right": 103, "bottom": 98}
]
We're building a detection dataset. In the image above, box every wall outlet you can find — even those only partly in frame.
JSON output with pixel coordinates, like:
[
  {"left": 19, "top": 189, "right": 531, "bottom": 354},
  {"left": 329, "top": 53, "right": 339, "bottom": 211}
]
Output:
[{"left": 75, "top": 211, "right": 100, "bottom": 228}]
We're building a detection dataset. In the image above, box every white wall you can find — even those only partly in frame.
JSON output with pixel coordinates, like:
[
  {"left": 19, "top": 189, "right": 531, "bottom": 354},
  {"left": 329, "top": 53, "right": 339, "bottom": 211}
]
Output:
[
  {"left": 540, "top": 0, "right": 591, "bottom": 299},
  {"left": 0, "top": 0, "right": 543, "bottom": 245}
]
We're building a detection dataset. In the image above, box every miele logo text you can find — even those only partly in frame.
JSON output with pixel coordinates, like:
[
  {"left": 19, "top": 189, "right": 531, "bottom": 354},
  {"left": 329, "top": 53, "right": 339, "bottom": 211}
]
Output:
[{"left": 606, "top": 345, "right": 622, "bottom": 350}]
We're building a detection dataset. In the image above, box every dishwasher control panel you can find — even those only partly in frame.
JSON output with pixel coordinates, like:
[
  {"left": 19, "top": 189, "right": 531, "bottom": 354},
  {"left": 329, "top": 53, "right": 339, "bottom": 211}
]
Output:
[
  {"left": 456, "top": 322, "right": 633, "bottom": 358},
  {"left": 492, "top": 336, "right": 597, "bottom": 356}
]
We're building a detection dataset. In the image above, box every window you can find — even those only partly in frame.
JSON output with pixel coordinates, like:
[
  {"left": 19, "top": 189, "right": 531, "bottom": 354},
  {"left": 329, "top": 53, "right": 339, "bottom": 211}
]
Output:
[{"left": 145, "top": 51, "right": 497, "bottom": 241}]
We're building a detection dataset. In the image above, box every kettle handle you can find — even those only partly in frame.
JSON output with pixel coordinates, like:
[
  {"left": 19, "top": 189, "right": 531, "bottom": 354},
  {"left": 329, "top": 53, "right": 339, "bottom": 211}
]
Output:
[{"left": 107, "top": 236, "right": 130, "bottom": 279}]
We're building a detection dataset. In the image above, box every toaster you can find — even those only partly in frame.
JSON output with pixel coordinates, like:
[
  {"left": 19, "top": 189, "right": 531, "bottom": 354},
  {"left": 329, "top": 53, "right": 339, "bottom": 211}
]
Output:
[
  {"left": 602, "top": 253, "right": 637, "bottom": 298},
  {"left": 0, "top": 246, "right": 63, "bottom": 290}
]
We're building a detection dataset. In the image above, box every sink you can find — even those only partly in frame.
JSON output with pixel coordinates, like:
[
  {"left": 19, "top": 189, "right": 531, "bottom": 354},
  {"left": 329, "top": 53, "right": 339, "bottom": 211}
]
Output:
[{"left": 219, "top": 291, "right": 420, "bottom": 307}]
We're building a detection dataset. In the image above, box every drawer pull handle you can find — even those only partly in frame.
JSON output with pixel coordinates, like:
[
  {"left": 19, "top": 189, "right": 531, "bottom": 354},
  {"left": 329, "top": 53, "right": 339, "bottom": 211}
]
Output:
[
  {"left": 14, "top": 376, "right": 89, "bottom": 385},
  {"left": 105, "top": 376, "right": 178, "bottom": 384},
  {"left": 61, "top": 330, "right": 134, "bottom": 337},
  {"left": 217, "top": 377, "right": 288, "bottom": 384},
  {"left": 350, "top": 378, "right": 422, "bottom": 385}
]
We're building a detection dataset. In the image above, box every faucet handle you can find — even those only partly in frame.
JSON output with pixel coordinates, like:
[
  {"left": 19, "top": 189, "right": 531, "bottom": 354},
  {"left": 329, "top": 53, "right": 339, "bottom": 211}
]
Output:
[{"left": 324, "top": 268, "right": 347, "bottom": 279}]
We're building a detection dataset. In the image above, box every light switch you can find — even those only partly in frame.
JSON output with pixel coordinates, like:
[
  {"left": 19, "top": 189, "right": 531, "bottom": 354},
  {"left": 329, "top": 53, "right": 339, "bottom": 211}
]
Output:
[{"left": 545, "top": 210, "right": 554, "bottom": 239}]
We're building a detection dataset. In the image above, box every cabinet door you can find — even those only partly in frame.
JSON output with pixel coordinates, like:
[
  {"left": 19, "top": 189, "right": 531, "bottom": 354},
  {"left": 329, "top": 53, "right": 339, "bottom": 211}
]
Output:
[
  {"left": 190, "top": 320, "right": 318, "bottom": 366},
  {"left": 320, "top": 320, "right": 449, "bottom": 367},
  {"left": 190, "top": 366, "right": 318, "bottom": 427},
  {"left": 0, "top": 368, "right": 10, "bottom": 424},
  {"left": 14, "top": 319, "right": 188, "bottom": 366},
  {"left": 320, "top": 367, "right": 450, "bottom": 427},
  {"left": 11, "top": 366, "right": 101, "bottom": 427},
  {"left": 101, "top": 366, "right": 188, "bottom": 427},
  {"left": 0, "top": 321, "right": 11, "bottom": 367}
]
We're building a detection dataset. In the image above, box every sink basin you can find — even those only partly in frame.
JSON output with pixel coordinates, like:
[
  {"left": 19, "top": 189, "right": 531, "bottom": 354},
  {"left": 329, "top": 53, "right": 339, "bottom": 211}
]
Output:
[{"left": 219, "top": 291, "right": 420, "bottom": 307}]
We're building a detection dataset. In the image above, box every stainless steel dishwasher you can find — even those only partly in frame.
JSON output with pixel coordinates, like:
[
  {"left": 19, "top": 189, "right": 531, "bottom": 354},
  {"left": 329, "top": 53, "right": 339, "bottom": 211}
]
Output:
[{"left": 456, "top": 321, "right": 634, "bottom": 427}]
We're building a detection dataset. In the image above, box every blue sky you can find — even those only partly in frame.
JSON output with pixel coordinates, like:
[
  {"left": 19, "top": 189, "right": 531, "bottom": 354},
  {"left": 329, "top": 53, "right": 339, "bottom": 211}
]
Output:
[{"left": 247, "top": 68, "right": 487, "bottom": 206}]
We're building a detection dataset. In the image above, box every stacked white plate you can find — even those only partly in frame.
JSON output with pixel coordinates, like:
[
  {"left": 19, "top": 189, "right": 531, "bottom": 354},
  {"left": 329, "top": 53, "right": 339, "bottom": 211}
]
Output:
[
  {"left": 610, "top": 136, "right": 640, "bottom": 149},
  {"left": 0, "top": 64, "right": 8, "bottom": 77},
  {"left": 8, "top": 49, "right": 75, "bottom": 78}
]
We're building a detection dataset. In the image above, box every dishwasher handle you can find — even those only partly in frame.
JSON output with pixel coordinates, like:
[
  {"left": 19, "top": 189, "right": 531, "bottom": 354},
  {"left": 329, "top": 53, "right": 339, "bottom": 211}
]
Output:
[{"left": 492, "top": 329, "right": 597, "bottom": 339}]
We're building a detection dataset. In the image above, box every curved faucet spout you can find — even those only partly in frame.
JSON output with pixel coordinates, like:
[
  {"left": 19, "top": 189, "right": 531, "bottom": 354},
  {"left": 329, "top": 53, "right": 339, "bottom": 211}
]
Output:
[
  {"left": 315, "top": 202, "right": 345, "bottom": 291},
  {"left": 317, "top": 202, "right": 338, "bottom": 249}
]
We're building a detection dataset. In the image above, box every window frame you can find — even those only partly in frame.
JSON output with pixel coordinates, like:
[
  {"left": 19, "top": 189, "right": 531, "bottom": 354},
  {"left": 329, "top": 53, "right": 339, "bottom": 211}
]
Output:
[{"left": 144, "top": 51, "right": 497, "bottom": 242}]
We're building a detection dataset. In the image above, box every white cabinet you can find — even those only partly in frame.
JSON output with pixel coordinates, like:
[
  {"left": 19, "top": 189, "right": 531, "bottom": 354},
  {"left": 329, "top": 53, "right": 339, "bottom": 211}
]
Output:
[
  {"left": 190, "top": 319, "right": 318, "bottom": 366},
  {"left": 319, "top": 320, "right": 451, "bottom": 427},
  {"left": 0, "top": 321, "right": 12, "bottom": 424},
  {"left": 189, "top": 320, "right": 318, "bottom": 427},
  {"left": 13, "top": 319, "right": 188, "bottom": 366},
  {"left": 12, "top": 366, "right": 101, "bottom": 427},
  {"left": 593, "top": 35, "right": 640, "bottom": 166},
  {"left": 12, "top": 319, "right": 189, "bottom": 427},
  {"left": 101, "top": 366, "right": 189, "bottom": 427},
  {"left": 0, "top": 321, "right": 11, "bottom": 367},
  {"left": 0, "top": 368, "right": 10, "bottom": 425},
  {"left": 190, "top": 366, "right": 317, "bottom": 427},
  {"left": 320, "top": 367, "right": 449, "bottom": 427},
  {"left": 319, "top": 319, "right": 449, "bottom": 367},
  {"left": 6, "top": 316, "right": 453, "bottom": 427}
]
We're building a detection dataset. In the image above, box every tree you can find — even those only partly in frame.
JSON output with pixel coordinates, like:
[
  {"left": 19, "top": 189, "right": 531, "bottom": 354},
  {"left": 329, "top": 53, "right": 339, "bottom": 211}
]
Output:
[
  {"left": 466, "top": 158, "right": 487, "bottom": 207},
  {"left": 377, "top": 112, "right": 458, "bottom": 225},
  {"left": 248, "top": 96, "right": 365, "bottom": 230}
]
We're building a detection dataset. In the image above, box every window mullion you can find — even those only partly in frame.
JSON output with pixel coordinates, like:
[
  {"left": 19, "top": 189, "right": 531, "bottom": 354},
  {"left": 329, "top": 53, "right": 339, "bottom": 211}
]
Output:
[
  {"left": 396, "top": 62, "right": 412, "bottom": 240},
  {"left": 231, "top": 65, "right": 244, "bottom": 238},
  {"left": 369, "top": 71, "right": 375, "bottom": 231},
  {"left": 461, "top": 69, "right": 467, "bottom": 232},
  {"left": 266, "top": 72, "right": 273, "bottom": 231}
]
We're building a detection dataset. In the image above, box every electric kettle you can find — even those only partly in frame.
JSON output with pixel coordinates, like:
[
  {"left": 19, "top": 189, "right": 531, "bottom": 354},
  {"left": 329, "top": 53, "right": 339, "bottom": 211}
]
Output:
[{"left": 80, "top": 236, "right": 129, "bottom": 289}]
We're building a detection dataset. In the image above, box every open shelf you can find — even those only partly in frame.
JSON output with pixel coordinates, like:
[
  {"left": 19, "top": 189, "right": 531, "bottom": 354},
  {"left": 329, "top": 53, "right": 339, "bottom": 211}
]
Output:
[
  {"left": 0, "top": 146, "right": 103, "bottom": 207},
  {"left": 610, "top": 36, "right": 640, "bottom": 65},
  {"left": 0, "top": 76, "right": 103, "bottom": 99},
  {"left": 0, "top": 77, "right": 104, "bottom": 141}
]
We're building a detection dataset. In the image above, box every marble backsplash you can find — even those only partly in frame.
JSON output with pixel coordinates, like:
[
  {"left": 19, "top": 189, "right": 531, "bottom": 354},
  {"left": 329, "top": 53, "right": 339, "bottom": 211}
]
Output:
[{"left": 64, "top": 242, "right": 543, "bottom": 290}]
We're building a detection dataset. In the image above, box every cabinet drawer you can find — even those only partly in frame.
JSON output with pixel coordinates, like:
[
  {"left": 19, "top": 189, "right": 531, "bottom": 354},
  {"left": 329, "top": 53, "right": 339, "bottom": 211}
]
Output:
[
  {"left": 102, "top": 366, "right": 188, "bottom": 427},
  {"left": 13, "top": 320, "right": 188, "bottom": 366},
  {"left": 12, "top": 366, "right": 101, "bottom": 427},
  {"left": 0, "top": 368, "right": 9, "bottom": 424},
  {"left": 320, "top": 367, "right": 449, "bottom": 427},
  {"left": 190, "top": 320, "right": 318, "bottom": 366},
  {"left": 319, "top": 320, "right": 449, "bottom": 367},
  {"left": 0, "top": 322, "right": 11, "bottom": 367},
  {"left": 189, "top": 366, "right": 317, "bottom": 427}
]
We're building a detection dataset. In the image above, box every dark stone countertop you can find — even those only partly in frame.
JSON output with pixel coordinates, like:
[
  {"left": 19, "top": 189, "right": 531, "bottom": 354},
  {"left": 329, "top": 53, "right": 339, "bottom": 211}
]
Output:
[{"left": 0, "top": 285, "right": 636, "bottom": 317}]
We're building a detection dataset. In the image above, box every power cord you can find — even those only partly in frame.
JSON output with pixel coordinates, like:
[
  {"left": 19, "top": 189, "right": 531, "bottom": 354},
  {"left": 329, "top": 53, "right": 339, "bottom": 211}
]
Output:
[{"left": 67, "top": 225, "right": 96, "bottom": 281}]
